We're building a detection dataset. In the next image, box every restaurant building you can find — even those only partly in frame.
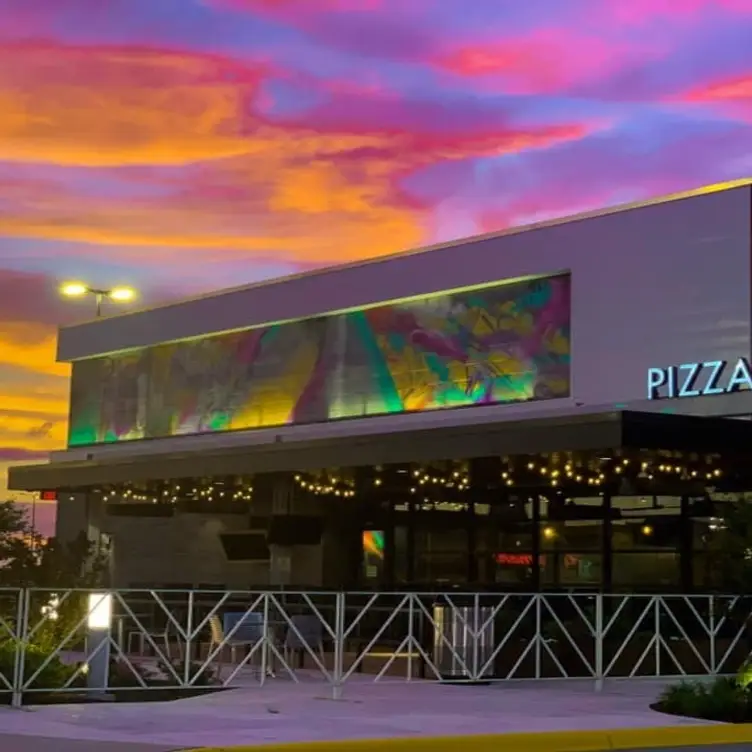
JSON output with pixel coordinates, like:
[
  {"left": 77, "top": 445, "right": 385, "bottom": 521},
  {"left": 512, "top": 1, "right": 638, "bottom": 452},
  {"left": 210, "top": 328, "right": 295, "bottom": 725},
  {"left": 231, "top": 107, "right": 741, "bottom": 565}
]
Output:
[{"left": 9, "top": 179, "right": 752, "bottom": 593}]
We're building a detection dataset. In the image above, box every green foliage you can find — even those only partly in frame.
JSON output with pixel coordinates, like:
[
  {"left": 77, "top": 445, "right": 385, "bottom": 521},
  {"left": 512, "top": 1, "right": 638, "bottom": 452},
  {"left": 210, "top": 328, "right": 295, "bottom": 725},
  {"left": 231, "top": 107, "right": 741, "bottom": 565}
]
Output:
[
  {"left": 738, "top": 657, "right": 752, "bottom": 689},
  {"left": 707, "top": 497, "right": 752, "bottom": 593},
  {"left": 658, "top": 677, "right": 752, "bottom": 722},
  {"left": 0, "top": 639, "right": 80, "bottom": 690}
]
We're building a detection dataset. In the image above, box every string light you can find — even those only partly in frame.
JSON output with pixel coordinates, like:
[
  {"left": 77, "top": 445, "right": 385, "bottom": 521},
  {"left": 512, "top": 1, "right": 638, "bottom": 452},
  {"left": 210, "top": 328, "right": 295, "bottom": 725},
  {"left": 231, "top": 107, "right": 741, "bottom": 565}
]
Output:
[{"left": 100, "top": 453, "right": 729, "bottom": 510}]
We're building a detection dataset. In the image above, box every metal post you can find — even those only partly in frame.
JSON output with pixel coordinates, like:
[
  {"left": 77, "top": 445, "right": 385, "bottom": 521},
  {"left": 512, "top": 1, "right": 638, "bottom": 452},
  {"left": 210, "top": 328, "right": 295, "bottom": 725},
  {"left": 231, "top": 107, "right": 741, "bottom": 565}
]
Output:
[
  {"left": 654, "top": 597, "right": 661, "bottom": 677},
  {"left": 95, "top": 293, "right": 103, "bottom": 318},
  {"left": 184, "top": 591, "right": 194, "bottom": 686},
  {"left": 331, "top": 592, "right": 345, "bottom": 700},
  {"left": 709, "top": 596, "right": 716, "bottom": 675},
  {"left": 595, "top": 594, "right": 604, "bottom": 692},
  {"left": 259, "top": 594, "right": 269, "bottom": 687},
  {"left": 534, "top": 594, "right": 541, "bottom": 679},
  {"left": 471, "top": 593, "right": 480, "bottom": 682},
  {"left": 11, "top": 589, "right": 29, "bottom": 708}
]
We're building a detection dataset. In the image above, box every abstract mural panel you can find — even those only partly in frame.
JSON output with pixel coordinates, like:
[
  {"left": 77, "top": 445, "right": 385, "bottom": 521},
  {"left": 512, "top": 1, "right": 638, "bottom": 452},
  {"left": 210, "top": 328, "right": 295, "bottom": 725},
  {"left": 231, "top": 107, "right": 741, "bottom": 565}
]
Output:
[{"left": 67, "top": 274, "right": 571, "bottom": 446}]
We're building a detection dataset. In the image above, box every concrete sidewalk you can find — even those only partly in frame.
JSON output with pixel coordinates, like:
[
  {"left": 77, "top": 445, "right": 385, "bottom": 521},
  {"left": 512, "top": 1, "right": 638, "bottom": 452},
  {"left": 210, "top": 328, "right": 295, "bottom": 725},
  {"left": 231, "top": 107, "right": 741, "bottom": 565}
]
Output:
[
  {"left": 0, "top": 677, "right": 733, "bottom": 748},
  {"left": 0, "top": 736, "right": 172, "bottom": 752}
]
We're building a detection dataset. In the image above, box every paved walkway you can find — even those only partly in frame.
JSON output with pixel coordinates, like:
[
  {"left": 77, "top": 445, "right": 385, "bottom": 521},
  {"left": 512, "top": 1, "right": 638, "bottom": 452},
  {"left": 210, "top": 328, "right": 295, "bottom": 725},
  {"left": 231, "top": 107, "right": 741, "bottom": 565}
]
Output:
[
  {"left": 0, "top": 676, "right": 721, "bottom": 748},
  {"left": 0, "top": 736, "right": 172, "bottom": 752}
]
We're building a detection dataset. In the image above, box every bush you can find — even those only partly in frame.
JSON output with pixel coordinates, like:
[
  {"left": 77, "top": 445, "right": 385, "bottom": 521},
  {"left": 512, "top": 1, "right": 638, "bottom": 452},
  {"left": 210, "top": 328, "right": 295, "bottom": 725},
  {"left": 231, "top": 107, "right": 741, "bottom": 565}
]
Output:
[
  {"left": 657, "top": 677, "right": 752, "bottom": 723},
  {"left": 0, "top": 640, "right": 80, "bottom": 690}
]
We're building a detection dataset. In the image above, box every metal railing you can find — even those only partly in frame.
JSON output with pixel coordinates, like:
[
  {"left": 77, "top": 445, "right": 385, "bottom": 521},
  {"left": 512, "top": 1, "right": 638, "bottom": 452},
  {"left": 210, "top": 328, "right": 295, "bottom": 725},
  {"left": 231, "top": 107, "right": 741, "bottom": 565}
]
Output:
[{"left": 0, "top": 588, "right": 749, "bottom": 706}]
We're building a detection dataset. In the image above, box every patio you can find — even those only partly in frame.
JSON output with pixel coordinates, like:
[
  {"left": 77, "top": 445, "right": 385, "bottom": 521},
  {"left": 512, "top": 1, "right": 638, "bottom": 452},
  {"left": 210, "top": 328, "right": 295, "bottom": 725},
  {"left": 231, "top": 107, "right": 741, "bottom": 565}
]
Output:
[{"left": 0, "top": 677, "right": 723, "bottom": 749}]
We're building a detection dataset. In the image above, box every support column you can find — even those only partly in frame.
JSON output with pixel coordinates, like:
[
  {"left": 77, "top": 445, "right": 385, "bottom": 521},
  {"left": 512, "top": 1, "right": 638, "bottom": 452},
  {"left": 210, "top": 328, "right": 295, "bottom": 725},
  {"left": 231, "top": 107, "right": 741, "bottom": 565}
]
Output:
[
  {"left": 602, "top": 492, "right": 613, "bottom": 592},
  {"left": 255, "top": 473, "right": 326, "bottom": 588}
]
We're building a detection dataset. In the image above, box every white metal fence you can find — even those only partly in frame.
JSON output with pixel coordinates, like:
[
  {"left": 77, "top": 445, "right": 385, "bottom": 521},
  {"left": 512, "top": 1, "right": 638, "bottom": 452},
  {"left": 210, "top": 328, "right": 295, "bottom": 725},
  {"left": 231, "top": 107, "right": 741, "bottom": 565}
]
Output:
[{"left": 0, "top": 589, "right": 749, "bottom": 705}]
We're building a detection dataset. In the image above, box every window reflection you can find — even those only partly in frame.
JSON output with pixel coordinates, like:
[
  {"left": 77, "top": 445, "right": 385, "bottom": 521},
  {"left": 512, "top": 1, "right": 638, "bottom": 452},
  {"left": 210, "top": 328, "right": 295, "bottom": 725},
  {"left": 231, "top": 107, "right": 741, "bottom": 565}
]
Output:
[
  {"left": 414, "top": 528, "right": 468, "bottom": 584},
  {"left": 611, "top": 496, "right": 680, "bottom": 551},
  {"left": 541, "top": 496, "right": 604, "bottom": 552},
  {"left": 613, "top": 552, "right": 679, "bottom": 587}
]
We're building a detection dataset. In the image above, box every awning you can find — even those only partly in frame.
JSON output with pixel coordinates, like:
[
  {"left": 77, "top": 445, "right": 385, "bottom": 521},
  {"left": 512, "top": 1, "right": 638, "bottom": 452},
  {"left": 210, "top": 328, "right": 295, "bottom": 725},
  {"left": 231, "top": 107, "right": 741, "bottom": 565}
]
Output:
[{"left": 9, "top": 410, "right": 752, "bottom": 491}]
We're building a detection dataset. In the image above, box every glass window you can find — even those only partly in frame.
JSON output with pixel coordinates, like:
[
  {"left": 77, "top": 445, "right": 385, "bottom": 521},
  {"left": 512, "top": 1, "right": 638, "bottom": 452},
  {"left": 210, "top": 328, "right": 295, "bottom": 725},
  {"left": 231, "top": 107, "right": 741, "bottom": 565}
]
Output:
[
  {"left": 541, "top": 496, "right": 604, "bottom": 551},
  {"left": 414, "top": 528, "right": 468, "bottom": 583},
  {"left": 612, "top": 552, "right": 680, "bottom": 587},
  {"left": 493, "top": 551, "right": 537, "bottom": 586},
  {"left": 541, "top": 553, "right": 602, "bottom": 586},
  {"left": 691, "top": 552, "right": 723, "bottom": 588},
  {"left": 611, "top": 495, "right": 681, "bottom": 551},
  {"left": 393, "top": 525, "right": 409, "bottom": 584}
]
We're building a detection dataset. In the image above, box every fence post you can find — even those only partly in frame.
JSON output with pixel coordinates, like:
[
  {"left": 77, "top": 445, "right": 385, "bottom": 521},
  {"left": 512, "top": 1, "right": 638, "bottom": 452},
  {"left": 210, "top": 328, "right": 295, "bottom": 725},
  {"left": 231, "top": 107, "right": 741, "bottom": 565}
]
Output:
[
  {"left": 260, "top": 593, "right": 270, "bottom": 687},
  {"left": 11, "top": 588, "right": 30, "bottom": 708},
  {"left": 594, "top": 594, "right": 604, "bottom": 692},
  {"left": 471, "top": 592, "right": 480, "bottom": 682},
  {"left": 709, "top": 596, "right": 716, "bottom": 675},
  {"left": 534, "top": 594, "right": 541, "bottom": 679},
  {"left": 654, "top": 596, "right": 661, "bottom": 677},
  {"left": 184, "top": 590, "right": 194, "bottom": 687},
  {"left": 331, "top": 592, "right": 345, "bottom": 700}
]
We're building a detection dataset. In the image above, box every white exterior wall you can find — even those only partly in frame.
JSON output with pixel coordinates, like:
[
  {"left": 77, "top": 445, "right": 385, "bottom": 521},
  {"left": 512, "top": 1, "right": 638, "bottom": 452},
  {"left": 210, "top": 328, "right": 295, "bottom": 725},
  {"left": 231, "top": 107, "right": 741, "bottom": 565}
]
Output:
[
  {"left": 51, "top": 183, "right": 752, "bottom": 588},
  {"left": 53, "top": 183, "right": 752, "bottom": 466}
]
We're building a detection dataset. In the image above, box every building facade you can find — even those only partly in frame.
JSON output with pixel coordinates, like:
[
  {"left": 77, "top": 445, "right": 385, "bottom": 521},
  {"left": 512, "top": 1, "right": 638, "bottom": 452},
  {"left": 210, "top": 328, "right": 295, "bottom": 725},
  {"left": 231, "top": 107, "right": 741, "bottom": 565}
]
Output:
[{"left": 10, "top": 180, "right": 752, "bottom": 592}]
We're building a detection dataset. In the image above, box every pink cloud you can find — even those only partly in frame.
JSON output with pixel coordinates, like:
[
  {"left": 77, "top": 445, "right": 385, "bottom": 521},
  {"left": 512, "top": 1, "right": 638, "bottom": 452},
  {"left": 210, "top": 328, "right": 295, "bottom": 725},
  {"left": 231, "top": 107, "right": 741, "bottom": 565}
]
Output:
[
  {"left": 677, "top": 74, "right": 752, "bottom": 122},
  {"left": 603, "top": 0, "right": 752, "bottom": 25},
  {"left": 432, "top": 29, "right": 661, "bottom": 95}
]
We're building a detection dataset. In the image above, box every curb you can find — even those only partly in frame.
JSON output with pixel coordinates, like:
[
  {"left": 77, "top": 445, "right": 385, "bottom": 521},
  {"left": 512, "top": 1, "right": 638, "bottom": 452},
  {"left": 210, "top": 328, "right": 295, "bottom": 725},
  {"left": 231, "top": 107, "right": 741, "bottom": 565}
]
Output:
[{"left": 187, "top": 724, "right": 752, "bottom": 751}]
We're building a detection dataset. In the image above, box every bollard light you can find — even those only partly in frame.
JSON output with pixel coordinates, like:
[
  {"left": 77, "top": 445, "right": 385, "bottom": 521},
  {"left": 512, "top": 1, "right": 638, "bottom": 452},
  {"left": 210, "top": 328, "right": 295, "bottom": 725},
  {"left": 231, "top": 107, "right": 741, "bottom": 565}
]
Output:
[
  {"left": 87, "top": 593, "right": 112, "bottom": 630},
  {"left": 86, "top": 592, "right": 113, "bottom": 699}
]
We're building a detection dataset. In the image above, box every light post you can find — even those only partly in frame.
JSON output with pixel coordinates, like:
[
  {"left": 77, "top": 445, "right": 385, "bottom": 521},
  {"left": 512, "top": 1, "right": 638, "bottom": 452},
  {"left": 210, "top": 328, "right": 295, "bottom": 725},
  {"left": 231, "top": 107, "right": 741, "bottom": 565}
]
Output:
[
  {"left": 86, "top": 592, "right": 113, "bottom": 698},
  {"left": 59, "top": 282, "right": 136, "bottom": 317}
]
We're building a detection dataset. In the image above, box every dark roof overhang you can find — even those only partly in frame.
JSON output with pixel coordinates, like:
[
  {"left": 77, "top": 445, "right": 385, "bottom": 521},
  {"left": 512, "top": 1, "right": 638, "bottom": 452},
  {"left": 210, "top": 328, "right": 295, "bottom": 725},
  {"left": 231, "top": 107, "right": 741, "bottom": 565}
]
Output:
[{"left": 8, "top": 410, "right": 752, "bottom": 491}]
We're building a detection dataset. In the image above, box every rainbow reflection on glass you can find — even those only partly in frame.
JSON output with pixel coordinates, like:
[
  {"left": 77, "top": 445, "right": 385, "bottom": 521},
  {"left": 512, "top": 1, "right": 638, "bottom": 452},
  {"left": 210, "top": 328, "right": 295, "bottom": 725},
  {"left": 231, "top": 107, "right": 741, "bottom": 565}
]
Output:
[{"left": 362, "top": 530, "right": 385, "bottom": 560}]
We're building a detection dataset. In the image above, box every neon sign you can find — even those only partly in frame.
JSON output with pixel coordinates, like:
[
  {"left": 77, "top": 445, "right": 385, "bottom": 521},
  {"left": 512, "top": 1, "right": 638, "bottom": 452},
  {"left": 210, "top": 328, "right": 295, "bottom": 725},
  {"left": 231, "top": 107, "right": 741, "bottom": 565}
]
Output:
[
  {"left": 647, "top": 357, "right": 752, "bottom": 400},
  {"left": 494, "top": 553, "right": 581, "bottom": 568}
]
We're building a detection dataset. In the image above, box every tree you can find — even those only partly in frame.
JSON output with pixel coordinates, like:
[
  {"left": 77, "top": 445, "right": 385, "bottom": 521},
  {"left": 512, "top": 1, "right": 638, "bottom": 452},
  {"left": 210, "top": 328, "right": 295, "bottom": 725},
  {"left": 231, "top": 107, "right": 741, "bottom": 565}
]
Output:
[
  {"left": 0, "top": 500, "right": 108, "bottom": 648},
  {"left": 706, "top": 497, "right": 752, "bottom": 687}
]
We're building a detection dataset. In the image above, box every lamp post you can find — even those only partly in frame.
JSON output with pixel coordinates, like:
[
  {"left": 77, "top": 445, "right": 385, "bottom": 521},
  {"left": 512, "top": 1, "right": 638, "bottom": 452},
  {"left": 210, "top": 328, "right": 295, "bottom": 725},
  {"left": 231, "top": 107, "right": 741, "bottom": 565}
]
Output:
[
  {"left": 86, "top": 592, "right": 113, "bottom": 698},
  {"left": 59, "top": 282, "right": 136, "bottom": 317}
]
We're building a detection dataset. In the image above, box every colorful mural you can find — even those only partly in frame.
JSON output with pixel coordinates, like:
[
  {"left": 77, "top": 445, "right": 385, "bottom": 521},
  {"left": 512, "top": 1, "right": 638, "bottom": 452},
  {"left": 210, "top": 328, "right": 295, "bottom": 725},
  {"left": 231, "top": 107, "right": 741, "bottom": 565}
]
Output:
[{"left": 67, "top": 275, "right": 571, "bottom": 446}]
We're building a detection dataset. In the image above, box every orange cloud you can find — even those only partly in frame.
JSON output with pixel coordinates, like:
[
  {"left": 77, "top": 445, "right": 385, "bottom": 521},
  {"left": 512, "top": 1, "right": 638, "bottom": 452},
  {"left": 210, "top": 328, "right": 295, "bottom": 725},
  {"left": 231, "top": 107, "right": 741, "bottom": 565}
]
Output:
[
  {"left": 0, "top": 38, "right": 594, "bottom": 264},
  {"left": 0, "top": 41, "right": 267, "bottom": 166},
  {"left": 0, "top": 323, "right": 68, "bottom": 378},
  {"left": 0, "top": 121, "right": 590, "bottom": 264}
]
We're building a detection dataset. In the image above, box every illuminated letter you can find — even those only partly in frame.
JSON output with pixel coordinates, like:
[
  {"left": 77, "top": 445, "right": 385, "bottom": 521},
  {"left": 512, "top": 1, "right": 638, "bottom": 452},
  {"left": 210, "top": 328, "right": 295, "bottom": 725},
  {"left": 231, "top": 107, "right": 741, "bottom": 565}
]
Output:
[
  {"left": 648, "top": 368, "right": 668, "bottom": 399},
  {"left": 647, "top": 367, "right": 667, "bottom": 399},
  {"left": 677, "top": 362, "right": 701, "bottom": 398},
  {"left": 726, "top": 357, "right": 752, "bottom": 393},
  {"left": 702, "top": 360, "right": 727, "bottom": 395}
]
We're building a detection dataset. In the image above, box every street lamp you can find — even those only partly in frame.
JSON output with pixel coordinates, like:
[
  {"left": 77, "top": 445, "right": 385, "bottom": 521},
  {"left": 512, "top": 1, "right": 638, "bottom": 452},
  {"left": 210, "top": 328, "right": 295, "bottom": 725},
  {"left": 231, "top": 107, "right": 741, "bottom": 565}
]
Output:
[{"left": 60, "top": 282, "right": 136, "bottom": 317}]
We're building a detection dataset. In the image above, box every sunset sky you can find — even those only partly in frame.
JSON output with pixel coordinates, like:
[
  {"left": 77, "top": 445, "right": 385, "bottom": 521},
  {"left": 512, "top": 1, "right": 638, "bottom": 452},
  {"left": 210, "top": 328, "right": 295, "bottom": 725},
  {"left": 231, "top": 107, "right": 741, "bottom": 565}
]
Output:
[{"left": 1, "top": 0, "right": 751, "bottom": 535}]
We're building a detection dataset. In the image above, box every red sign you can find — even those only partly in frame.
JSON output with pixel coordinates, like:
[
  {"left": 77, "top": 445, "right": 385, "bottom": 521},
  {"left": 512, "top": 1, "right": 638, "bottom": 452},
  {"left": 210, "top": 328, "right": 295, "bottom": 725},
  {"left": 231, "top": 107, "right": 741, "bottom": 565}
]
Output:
[
  {"left": 495, "top": 553, "right": 534, "bottom": 566},
  {"left": 40, "top": 490, "right": 57, "bottom": 502},
  {"left": 495, "top": 553, "right": 581, "bottom": 568}
]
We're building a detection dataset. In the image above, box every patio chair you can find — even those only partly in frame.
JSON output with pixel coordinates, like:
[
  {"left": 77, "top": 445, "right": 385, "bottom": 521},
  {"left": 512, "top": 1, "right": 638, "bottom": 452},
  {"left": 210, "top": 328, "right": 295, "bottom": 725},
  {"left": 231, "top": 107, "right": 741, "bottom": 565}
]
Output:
[
  {"left": 209, "top": 612, "right": 266, "bottom": 676},
  {"left": 283, "top": 614, "right": 326, "bottom": 669}
]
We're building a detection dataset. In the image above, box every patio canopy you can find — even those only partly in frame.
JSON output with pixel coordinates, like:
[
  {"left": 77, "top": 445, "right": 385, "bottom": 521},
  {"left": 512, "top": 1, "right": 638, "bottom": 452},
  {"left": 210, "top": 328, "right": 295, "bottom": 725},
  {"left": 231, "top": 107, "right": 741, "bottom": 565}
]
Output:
[{"left": 9, "top": 409, "right": 752, "bottom": 492}]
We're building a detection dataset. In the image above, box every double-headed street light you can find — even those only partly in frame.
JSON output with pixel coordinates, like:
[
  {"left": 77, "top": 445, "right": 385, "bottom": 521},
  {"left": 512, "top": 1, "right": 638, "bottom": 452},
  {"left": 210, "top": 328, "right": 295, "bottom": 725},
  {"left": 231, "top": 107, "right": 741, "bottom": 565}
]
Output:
[{"left": 60, "top": 282, "right": 136, "bottom": 317}]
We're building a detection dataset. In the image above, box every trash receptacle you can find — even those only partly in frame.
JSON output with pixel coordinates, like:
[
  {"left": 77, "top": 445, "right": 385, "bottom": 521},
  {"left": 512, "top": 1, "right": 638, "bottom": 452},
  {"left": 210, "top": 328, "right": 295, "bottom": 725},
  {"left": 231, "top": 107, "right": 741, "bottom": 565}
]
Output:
[{"left": 432, "top": 604, "right": 494, "bottom": 682}]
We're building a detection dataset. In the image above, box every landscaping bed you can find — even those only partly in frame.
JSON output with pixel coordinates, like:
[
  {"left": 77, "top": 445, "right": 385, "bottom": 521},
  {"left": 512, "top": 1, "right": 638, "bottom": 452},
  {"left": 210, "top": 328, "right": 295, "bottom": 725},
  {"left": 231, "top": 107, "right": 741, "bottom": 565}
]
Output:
[
  {"left": 652, "top": 677, "right": 752, "bottom": 723},
  {"left": 1, "top": 640, "right": 225, "bottom": 705}
]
